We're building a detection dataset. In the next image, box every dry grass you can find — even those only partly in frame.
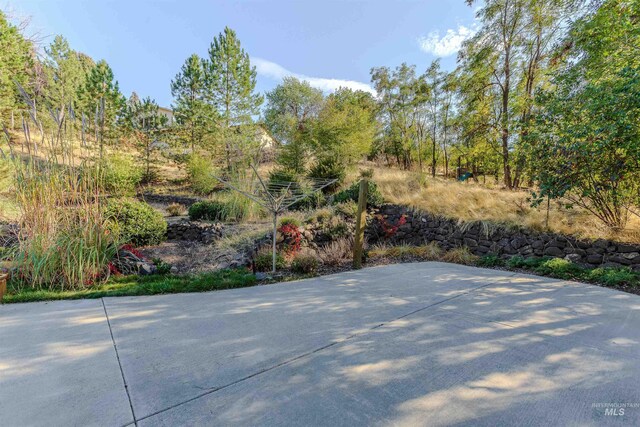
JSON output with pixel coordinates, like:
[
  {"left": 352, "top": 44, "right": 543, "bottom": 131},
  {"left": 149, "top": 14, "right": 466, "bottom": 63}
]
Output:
[
  {"left": 369, "top": 242, "right": 443, "bottom": 261},
  {"left": 441, "top": 247, "right": 479, "bottom": 265},
  {"left": 317, "top": 237, "right": 353, "bottom": 266},
  {"left": 364, "top": 165, "right": 640, "bottom": 243}
]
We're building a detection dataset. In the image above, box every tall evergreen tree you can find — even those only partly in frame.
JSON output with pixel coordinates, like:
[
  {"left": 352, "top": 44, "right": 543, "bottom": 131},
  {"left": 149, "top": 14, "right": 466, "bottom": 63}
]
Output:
[
  {"left": 125, "top": 96, "right": 168, "bottom": 179},
  {"left": 205, "top": 27, "right": 263, "bottom": 169},
  {"left": 44, "top": 35, "right": 84, "bottom": 112},
  {"left": 78, "top": 60, "right": 125, "bottom": 155},
  {"left": 171, "top": 53, "right": 216, "bottom": 153},
  {"left": 0, "top": 11, "right": 32, "bottom": 127}
]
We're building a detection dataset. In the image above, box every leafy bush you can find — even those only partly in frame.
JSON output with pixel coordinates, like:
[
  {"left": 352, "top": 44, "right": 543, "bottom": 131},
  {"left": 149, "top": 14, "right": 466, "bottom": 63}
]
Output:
[
  {"left": 152, "top": 258, "right": 172, "bottom": 275},
  {"left": 477, "top": 254, "right": 505, "bottom": 267},
  {"left": 534, "top": 257, "right": 585, "bottom": 279},
  {"left": 278, "top": 223, "right": 302, "bottom": 256},
  {"left": 334, "top": 180, "right": 384, "bottom": 207},
  {"left": 290, "top": 254, "right": 319, "bottom": 274},
  {"left": 188, "top": 200, "right": 228, "bottom": 221},
  {"left": 327, "top": 222, "right": 349, "bottom": 239},
  {"left": 105, "top": 199, "right": 166, "bottom": 246},
  {"left": 101, "top": 154, "right": 143, "bottom": 196},
  {"left": 308, "top": 157, "right": 345, "bottom": 193},
  {"left": 166, "top": 203, "right": 186, "bottom": 217},
  {"left": 187, "top": 155, "right": 220, "bottom": 195},
  {"left": 254, "top": 250, "right": 286, "bottom": 272},
  {"left": 587, "top": 267, "right": 638, "bottom": 286}
]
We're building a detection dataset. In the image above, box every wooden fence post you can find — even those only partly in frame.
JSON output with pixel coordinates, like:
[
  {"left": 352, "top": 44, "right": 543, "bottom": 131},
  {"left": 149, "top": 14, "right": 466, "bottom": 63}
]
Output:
[{"left": 353, "top": 179, "right": 368, "bottom": 269}]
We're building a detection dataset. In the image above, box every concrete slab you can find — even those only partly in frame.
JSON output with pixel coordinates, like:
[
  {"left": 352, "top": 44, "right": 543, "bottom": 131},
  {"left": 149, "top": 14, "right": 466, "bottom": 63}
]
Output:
[
  {"left": 139, "top": 309, "right": 640, "bottom": 426},
  {"left": 103, "top": 263, "right": 512, "bottom": 418},
  {"left": 435, "top": 272, "right": 640, "bottom": 357},
  {"left": 0, "top": 299, "right": 134, "bottom": 427},
  {"left": 2, "top": 262, "right": 639, "bottom": 426}
]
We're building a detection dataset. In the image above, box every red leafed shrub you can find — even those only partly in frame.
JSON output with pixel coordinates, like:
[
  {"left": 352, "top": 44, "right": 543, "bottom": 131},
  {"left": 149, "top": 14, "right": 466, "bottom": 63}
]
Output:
[
  {"left": 278, "top": 223, "right": 302, "bottom": 257},
  {"left": 377, "top": 214, "right": 407, "bottom": 238},
  {"left": 108, "top": 262, "right": 121, "bottom": 276},
  {"left": 121, "top": 244, "right": 145, "bottom": 260}
]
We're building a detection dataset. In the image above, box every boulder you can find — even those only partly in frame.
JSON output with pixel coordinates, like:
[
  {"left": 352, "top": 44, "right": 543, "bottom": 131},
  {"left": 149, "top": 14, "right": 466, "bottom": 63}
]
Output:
[
  {"left": 586, "top": 254, "right": 603, "bottom": 264},
  {"left": 112, "top": 250, "right": 157, "bottom": 276},
  {"left": 564, "top": 253, "right": 582, "bottom": 263},
  {"left": 544, "top": 246, "right": 564, "bottom": 257}
]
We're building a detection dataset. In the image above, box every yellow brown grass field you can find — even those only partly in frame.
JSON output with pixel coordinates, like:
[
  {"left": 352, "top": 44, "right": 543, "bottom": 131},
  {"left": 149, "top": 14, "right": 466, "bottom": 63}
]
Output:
[{"left": 362, "top": 165, "right": 640, "bottom": 244}]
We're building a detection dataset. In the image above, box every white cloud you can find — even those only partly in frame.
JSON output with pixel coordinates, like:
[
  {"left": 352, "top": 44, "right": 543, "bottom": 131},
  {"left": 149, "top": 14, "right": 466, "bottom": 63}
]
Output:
[
  {"left": 253, "top": 58, "right": 375, "bottom": 95},
  {"left": 418, "top": 25, "right": 476, "bottom": 57}
]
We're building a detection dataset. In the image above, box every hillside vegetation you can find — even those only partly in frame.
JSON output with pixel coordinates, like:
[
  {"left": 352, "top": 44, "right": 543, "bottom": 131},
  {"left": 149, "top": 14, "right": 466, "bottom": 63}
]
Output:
[{"left": 1, "top": 1, "right": 639, "bottom": 294}]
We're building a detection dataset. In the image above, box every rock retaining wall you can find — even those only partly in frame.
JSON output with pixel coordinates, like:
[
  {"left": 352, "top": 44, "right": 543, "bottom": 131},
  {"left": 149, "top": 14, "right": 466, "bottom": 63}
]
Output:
[
  {"left": 166, "top": 220, "right": 223, "bottom": 244},
  {"left": 366, "top": 205, "right": 640, "bottom": 271}
]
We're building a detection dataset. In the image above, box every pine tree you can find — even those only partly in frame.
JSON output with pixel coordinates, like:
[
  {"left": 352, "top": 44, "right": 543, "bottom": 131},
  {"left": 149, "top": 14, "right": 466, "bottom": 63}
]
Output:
[
  {"left": 44, "top": 35, "right": 84, "bottom": 112},
  {"left": 205, "top": 27, "right": 263, "bottom": 169},
  {"left": 0, "top": 11, "right": 32, "bottom": 126},
  {"left": 170, "top": 53, "right": 216, "bottom": 153},
  {"left": 78, "top": 59, "right": 125, "bottom": 155},
  {"left": 125, "top": 96, "right": 168, "bottom": 179}
]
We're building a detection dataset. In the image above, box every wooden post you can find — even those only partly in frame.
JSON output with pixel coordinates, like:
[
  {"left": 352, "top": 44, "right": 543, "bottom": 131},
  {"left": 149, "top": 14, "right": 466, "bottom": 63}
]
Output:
[
  {"left": 353, "top": 179, "right": 368, "bottom": 269},
  {"left": 0, "top": 273, "right": 8, "bottom": 303},
  {"left": 272, "top": 212, "right": 278, "bottom": 273}
]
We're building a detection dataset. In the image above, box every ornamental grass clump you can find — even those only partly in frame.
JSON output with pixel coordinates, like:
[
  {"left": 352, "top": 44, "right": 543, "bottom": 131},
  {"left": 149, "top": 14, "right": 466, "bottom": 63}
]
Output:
[{"left": 3, "top": 92, "right": 121, "bottom": 291}]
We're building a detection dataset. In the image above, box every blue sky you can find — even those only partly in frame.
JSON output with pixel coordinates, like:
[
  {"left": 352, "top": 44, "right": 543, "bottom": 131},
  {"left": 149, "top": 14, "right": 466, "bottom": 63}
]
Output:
[{"left": 9, "top": 0, "right": 477, "bottom": 108}]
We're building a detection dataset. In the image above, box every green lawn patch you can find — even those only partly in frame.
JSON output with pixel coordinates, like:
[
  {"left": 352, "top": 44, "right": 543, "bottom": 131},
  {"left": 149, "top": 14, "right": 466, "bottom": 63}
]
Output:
[{"left": 3, "top": 269, "right": 257, "bottom": 304}]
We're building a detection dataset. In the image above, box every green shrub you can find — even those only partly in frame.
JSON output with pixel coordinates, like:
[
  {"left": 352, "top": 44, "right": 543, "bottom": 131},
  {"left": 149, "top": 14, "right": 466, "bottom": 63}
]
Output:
[
  {"left": 279, "top": 216, "right": 301, "bottom": 227},
  {"left": 534, "top": 258, "right": 583, "bottom": 279},
  {"left": 290, "top": 254, "right": 319, "bottom": 274},
  {"left": 254, "top": 251, "right": 286, "bottom": 272},
  {"left": 308, "top": 157, "right": 345, "bottom": 194},
  {"left": 188, "top": 200, "right": 229, "bottom": 221},
  {"left": 187, "top": 155, "right": 219, "bottom": 195},
  {"left": 477, "top": 254, "right": 505, "bottom": 267},
  {"left": 152, "top": 258, "right": 172, "bottom": 275},
  {"left": 105, "top": 199, "right": 166, "bottom": 246},
  {"left": 334, "top": 180, "right": 384, "bottom": 207},
  {"left": 269, "top": 168, "right": 300, "bottom": 189},
  {"left": 290, "top": 191, "right": 325, "bottom": 211},
  {"left": 101, "top": 154, "right": 143, "bottom": 196},
  {"left": 334, "top": 201, "right": 358, "bottom": 218},
  {"left": 327, "top": 222, "right": 349, "bottom": 239},
  {"left": 312, "top": 208, "right": 333, "bottom": 223},
  {"left": 506, "top": 255, "right": 548, "bottom": 269},
  {"left": 587, "top": 267, "right": 638, "bottom": 286}
]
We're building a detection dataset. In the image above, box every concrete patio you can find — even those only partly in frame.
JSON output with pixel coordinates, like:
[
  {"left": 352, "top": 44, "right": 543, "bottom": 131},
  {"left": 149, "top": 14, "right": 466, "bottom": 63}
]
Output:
[{"left": 1, "top": 262, "right": 639, "bottom": 426}]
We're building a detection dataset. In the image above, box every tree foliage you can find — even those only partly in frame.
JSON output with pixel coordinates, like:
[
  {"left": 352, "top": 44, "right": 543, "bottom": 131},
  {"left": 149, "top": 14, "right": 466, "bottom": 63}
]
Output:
[{"left": 171, "top": 53, "right": 216, "bottom": 152}]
